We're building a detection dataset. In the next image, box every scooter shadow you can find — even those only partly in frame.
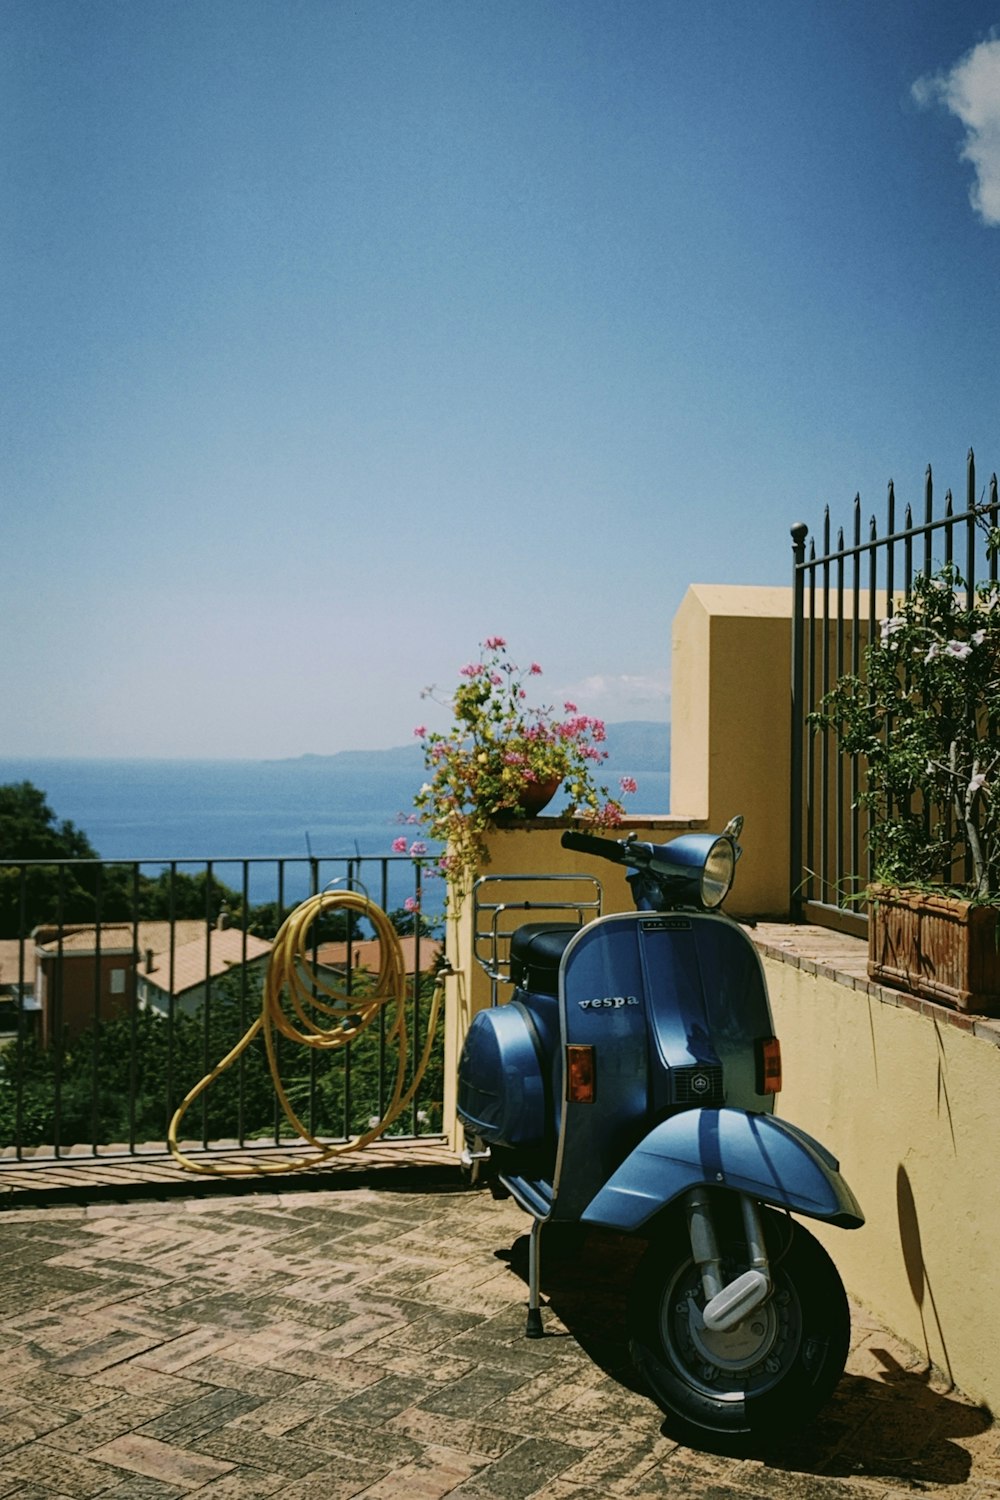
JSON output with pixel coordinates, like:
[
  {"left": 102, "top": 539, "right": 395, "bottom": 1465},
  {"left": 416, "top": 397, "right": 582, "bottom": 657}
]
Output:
[{"left": 500, "top": 1224, "right": 992, "bottom": 1486}]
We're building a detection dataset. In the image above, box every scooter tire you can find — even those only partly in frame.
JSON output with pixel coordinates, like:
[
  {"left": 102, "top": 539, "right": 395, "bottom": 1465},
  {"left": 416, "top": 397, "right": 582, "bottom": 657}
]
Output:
[{"left": 628, "top": 1206, "right": 850, "bottom": 1454}]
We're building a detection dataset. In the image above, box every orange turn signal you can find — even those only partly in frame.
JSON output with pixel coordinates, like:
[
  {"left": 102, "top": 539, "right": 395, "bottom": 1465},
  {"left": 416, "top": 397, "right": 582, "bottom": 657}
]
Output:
[
  {"left": 566, "top": 1044, "right": 596, "bottom": 1103},
  {"left": 757, "top": 1036, "right": 782, "bottom": 1094}
]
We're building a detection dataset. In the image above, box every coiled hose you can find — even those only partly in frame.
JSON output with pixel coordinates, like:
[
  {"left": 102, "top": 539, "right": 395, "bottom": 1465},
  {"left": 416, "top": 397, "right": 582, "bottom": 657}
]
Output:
[{"left": 167, "top": 889, "right": 444, "bottom": 1175}]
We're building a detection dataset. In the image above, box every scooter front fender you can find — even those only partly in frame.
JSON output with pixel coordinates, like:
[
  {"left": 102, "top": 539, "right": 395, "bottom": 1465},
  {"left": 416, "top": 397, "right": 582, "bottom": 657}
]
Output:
[{"left": 581, "top": 1107, "right": 864, "bottom": 1232}]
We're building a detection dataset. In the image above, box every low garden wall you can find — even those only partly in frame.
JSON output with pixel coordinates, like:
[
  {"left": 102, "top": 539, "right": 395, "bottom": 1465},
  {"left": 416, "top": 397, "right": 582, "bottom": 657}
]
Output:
[{"left": 762, "top": 947, "right": 1000, "bottom": 1414}]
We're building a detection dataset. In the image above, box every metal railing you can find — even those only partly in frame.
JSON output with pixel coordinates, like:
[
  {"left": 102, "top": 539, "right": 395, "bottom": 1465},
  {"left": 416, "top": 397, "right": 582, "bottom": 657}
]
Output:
[
  {"left": 0, "top": 852, "right": 443, "bottom": 1168},
  {"left": 791, "top": 449, "right": 999, "bottom": 932}
]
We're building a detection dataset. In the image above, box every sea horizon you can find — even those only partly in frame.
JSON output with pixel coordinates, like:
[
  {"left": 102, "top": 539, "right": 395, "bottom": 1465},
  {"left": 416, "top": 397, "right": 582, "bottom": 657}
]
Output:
[
  {"left": 0, "top": 738, "right": 670, "bottom": 901},
  {"left": 3, "top": 716, "right": 670, "bottom": 769}
]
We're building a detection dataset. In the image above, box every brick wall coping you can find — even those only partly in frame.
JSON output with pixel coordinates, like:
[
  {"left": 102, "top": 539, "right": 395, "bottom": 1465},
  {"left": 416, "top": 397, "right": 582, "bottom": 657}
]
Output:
[{"left": 747, "top": 920, "right": 1000, "bottom": 1045}]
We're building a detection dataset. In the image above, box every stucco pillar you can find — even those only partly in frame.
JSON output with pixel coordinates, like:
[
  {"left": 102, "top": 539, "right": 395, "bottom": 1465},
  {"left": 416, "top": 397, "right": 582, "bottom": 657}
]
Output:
[{"left": 671, "top": 584, "right": 794, "bottom": 918}]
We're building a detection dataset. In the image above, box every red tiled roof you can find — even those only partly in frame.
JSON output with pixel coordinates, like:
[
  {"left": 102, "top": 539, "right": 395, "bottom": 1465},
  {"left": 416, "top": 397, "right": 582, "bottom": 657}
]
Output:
[
  {"left": 139, "top": 928, "right": 273, "bottom": 998},
  {"left": 314, "top": 935, "right": 442, "bottom": 976},
  {"left": 0, "top": 940, "right": 37, "bottom": 987}
]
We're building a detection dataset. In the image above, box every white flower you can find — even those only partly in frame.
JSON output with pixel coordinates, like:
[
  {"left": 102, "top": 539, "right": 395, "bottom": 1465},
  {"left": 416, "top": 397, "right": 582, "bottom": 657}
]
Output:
[
  {"left": 880, "top": 616, "right": 904, "bottom": 645},
  {"left": 945, "top": 640, "right": 972, "bottom": 660},
  {"left": 924, "top": 642, "right": 941, "bottom": 663},
  {"left": 969, "top": 773, "right": 988, "bottom": 795},
  {"left": 972, "top": 629, "right": 986, "bottom": 646}
]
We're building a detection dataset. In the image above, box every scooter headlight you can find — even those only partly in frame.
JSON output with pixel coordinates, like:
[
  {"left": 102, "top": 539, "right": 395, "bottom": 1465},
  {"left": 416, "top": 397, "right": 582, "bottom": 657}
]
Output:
[
  {"left": 700, "top": 836, "right": 736, "bottom": 909},
  {"left": 646, "top": 833, "right": 737, "bottom": 909}
]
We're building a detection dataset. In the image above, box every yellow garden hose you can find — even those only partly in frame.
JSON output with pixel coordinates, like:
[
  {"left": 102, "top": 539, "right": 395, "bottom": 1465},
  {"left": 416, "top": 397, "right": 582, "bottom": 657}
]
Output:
[{"left": 167, "top": 890, "right": 444, "bottom": 1175}]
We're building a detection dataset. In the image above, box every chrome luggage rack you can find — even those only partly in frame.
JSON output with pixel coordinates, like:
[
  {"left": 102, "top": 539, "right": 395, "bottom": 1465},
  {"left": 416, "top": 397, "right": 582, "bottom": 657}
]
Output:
[{"left": 471, "top": 873, "right": 603, "bottom": 1005}]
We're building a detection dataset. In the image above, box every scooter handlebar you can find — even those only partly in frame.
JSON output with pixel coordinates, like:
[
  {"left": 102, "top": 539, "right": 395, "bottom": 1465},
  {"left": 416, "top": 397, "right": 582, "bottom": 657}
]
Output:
[{"left": 560, "top": 830, "right": 627, "bottom": 864}]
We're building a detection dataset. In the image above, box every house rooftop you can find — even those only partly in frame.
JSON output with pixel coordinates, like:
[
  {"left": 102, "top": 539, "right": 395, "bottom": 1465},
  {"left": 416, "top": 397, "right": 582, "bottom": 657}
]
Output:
[
  {"left": 32, "top": 920, "right": 207, "bottom": 956},
  {"left": 35, "top": 925, "right": 136, "bottom": 955},
  {"left": 140, "top": 927, "right": 273, "bottom": 998},
  {"left": 315, "top": 934, "right": 442, "bottom": 976},
  {"left": 0, "top": 938, "right": 38, "bottom": 987}
]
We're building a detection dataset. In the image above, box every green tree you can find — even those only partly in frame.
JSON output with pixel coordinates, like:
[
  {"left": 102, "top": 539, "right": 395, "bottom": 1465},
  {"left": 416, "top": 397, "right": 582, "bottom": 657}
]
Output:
[
  {"left": 247, "top": 899, "right": 366, "bottom": 943},
  {"left": 0, "top": 782, "right": 98, "bottom": 861},
  {"left": 0, "top": 782, "right": 290, "bottom": 936},
  {"left": 137, "top": 868, "right": 243, "bottom": 923},
  {"left": 0, "top": 782, "right": 104, "bottom": 937},
  {"left": 0, "top": 966, "right": 446, "bottom": 1149}
]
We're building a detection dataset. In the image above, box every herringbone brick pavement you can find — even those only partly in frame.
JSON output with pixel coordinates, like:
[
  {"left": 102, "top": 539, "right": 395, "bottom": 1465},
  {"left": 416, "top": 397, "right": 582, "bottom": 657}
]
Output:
[{"left": 0, "top": 1180, "right": 996, "bottom": 1498}]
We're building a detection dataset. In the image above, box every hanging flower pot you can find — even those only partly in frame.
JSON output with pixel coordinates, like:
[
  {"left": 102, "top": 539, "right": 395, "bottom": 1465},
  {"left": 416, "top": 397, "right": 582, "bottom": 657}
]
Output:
[
  {"left": 493, "top": 776, "right": 563, "bottom": 824},
  {"left": 403, "top": 639, "right": 637, "bottom": 903}
]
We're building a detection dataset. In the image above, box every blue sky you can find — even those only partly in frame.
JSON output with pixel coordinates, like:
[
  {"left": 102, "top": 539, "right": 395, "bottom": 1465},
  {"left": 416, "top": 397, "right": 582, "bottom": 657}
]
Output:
[{"left": 3, "top": 0, "right": 999, "bottom": 758}]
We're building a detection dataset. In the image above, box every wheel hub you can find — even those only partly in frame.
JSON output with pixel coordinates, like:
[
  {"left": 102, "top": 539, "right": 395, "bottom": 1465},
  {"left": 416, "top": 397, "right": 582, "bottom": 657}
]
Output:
[
  {"left": 683, "top": 1292, "right": 779, "bottom": 1371},
  {"left": 661, "top": 1263, "right": 800, "bottom": 1397}
]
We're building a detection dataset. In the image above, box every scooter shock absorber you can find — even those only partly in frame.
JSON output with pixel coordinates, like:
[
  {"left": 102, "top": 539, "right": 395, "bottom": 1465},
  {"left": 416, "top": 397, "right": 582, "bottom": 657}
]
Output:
[
  {"left": 685, "top": 1188, "right": 725, "bottom": 1303},
  {"left": 685, "top": 1188, "right": 772, "bottom": 1333}
]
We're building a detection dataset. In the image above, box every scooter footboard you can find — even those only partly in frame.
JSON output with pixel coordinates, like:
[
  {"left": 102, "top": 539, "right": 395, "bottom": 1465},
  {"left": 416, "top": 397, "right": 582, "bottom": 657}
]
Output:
[{"left": 580, "top": 1107, "right": 864, "bottom": 1231}]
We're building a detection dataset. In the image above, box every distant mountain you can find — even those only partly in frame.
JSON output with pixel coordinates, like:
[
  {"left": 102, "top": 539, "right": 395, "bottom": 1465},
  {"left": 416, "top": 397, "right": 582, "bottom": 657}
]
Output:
[
  {"left": 275, "top": 745, "right": 424, "bottom": 768},
  {"left": 277, "top": 719, "right": 670, "bottom": 772}
]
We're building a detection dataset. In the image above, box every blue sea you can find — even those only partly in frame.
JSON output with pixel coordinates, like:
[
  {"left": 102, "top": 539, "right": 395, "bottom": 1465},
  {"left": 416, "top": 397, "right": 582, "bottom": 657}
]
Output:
[{"left": 0, "top": 756, "right": 669, "bottom": 913}]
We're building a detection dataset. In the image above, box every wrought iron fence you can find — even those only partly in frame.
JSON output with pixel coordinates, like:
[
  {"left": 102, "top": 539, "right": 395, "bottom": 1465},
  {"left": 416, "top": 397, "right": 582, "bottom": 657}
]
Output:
[
  {"left": 0, "top": 852, "right": 443, "bottom": 1167},
  {"left": 791, "top": 449, "right": 999, "bottom": 933}
]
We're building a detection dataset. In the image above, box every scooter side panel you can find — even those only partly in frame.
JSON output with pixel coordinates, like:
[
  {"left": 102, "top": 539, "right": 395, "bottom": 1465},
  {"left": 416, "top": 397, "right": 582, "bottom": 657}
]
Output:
[
  {"left": 579, "top": 1107, "right": 865, "bottom": 1230},
  {"left": 549, "top": 916, "right": 651, "bottom": 1220}
]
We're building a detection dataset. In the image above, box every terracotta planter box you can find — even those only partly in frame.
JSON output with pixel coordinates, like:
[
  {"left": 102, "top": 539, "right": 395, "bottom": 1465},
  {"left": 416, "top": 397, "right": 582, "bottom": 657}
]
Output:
[{"left": 868, "top": 886, "right": 1000, "bottom": 1015}]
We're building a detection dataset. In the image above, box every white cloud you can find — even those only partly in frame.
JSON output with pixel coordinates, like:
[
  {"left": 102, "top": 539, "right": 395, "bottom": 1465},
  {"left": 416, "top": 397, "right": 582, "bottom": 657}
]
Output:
[
  {"left": 555, "top": 671, "right": 671, "bottom": 723},
  {"left": 913, "top": 34, "right": 1000, "bottom": 226}
]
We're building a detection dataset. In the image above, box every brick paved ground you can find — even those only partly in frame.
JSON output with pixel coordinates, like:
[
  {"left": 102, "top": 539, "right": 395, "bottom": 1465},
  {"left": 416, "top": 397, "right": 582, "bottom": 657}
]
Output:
[{"left": 0, "top": 1178, "right": 996, "bottom": 1499}]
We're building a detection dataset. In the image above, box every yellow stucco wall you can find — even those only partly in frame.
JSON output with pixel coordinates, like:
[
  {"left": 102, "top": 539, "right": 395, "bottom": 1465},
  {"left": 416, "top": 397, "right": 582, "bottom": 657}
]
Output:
[
  {"left": 765, "top": 954, "right": 1000, "bottom": 1412},
  {"left": 671, "top": 584, "right": 794, "bottom": 919}
]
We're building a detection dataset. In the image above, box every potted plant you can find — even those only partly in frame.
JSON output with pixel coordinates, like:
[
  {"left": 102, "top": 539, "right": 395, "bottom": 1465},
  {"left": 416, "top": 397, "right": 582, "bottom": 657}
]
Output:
[
  {"left": 810, "top": 563, "right": 1000, "bottom": 1012},
  {"left": 405, "top": 637, "right": 634, "bottom": 903}
]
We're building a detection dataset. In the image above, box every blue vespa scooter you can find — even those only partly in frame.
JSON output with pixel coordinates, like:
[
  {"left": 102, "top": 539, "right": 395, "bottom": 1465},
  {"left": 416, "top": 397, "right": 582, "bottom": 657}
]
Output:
[{"left": 456, "top": 820, "right": 864, "bottom": 1450}]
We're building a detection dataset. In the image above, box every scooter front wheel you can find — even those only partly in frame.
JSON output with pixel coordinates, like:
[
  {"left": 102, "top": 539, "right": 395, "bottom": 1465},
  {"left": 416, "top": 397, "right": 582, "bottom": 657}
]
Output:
[{"left": 629, "top": 1205, "right": 850, "bottom": 1453}]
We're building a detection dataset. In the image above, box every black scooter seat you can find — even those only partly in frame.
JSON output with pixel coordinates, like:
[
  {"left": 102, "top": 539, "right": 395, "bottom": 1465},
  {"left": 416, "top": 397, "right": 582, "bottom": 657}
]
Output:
[{"left": 509, "top": 923, "right": 580, "bottom": 997}]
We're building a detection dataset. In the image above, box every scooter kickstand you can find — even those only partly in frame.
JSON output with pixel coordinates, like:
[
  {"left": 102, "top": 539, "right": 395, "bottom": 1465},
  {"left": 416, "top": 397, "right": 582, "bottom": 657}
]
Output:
[{"left": 525, "top": 1218, "right": 544, "bottom": 1338}]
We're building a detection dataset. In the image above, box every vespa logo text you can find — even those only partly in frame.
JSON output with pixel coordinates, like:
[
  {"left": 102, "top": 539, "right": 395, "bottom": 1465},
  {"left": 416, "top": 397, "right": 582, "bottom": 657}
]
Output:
[{"left": 578, "top": 995, "right": 640, "bottom": 1011}]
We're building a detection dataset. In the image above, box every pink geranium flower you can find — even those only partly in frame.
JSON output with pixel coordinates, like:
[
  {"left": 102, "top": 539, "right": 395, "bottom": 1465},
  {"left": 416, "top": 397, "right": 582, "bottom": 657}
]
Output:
[{"left": 407, "top": 637, "right": 628, "bottom": 906}]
